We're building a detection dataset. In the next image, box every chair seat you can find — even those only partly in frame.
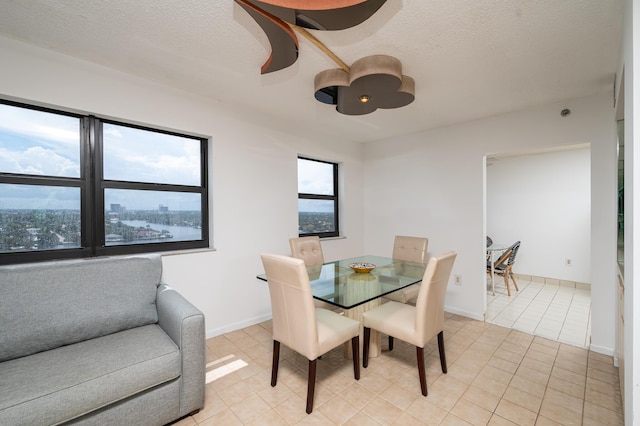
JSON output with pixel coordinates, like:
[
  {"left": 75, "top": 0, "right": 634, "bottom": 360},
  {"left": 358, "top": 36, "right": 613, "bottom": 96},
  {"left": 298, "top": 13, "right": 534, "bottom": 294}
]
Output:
[
  {"left": 384, "top": 283, "right": 421, "bottom": 303},
  {"left": 494, "top": 264, "right": 508, "bottom": 272},
  {"left": 487, "top": 262, "right": 507, "bottom": 272},
  {"left": 315, "top": 308, "right": 360, "bottom": 358},
  {"left": 362, "top": 301, "right": 420, "bottom": 346}
]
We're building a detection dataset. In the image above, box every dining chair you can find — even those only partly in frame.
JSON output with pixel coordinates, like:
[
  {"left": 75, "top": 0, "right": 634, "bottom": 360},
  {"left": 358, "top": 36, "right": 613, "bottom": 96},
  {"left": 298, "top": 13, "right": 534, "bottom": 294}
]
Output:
[
  {"left": 362, "top": 251, "right": 457, "bottom": 396},
  {"left": 383, "top": 235, "right": 428, "bottom": 304},
  {"left": 289, "top": 236, "right": 339, "bottom": 311},
  {"left": 289, "top": 236, "right": 325, "bottom": 267},
  {"left": 486, "top": 246, "right": 512, "bottom": 294},
  {"left": 260, "top": 253, "right": 360, "bottom": 414},
  {"left": 488, "top": 241, "right": 521, "bottom": 296},
  {"left": 486, "top": 236, "right": 493, "bottom": 261}
]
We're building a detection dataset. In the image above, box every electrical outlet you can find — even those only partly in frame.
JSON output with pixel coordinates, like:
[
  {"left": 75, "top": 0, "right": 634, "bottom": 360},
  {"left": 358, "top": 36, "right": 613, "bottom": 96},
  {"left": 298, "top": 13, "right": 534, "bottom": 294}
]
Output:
[
  {"left": 454, "top": 274, "right": 462, "bottom": 285},
  {"left": 566, "top": 258, "right": 573, "bottom": 266}
]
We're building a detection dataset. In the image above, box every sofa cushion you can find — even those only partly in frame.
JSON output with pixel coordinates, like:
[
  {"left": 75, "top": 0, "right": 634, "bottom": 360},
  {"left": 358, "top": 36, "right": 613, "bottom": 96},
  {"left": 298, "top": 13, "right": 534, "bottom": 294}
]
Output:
[
  {"left": 0, "top": 324, "right": 180, "bottom": 426},
  {"left": 0, "top": 254, "right": 161, "bottom": 362}
]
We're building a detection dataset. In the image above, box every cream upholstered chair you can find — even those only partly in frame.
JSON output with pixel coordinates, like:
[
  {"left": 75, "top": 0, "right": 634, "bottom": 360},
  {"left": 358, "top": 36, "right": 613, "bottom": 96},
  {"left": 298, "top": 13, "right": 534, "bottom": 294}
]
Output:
[
  {"left": 261, "top": 253, "right": 360, "bottom": 414},
  {"left": 383, "top": 235, "right": 428, "bottom": 304},
  {"left": 289, "top": 236, "right": 337, "bottom": 311},
  {"left": 363, "top": 251, "right": 457, "bottom": 396},
  {"left": 289, "top": 236, "right": 324, "bottom": 266}
]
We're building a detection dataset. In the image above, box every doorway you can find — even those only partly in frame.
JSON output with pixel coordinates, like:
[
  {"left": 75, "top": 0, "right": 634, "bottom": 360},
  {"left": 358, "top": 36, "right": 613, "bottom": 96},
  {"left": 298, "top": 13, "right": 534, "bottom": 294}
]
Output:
[{"left": 484, "top": 147, "right": 592, "bottom": 348}]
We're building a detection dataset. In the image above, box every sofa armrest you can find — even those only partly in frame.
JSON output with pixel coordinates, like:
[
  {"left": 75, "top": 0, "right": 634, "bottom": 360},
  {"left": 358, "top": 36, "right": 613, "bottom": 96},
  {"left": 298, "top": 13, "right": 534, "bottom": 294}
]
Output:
[{"left": 157, "top": 284, "right": 205, "bottom": 416}]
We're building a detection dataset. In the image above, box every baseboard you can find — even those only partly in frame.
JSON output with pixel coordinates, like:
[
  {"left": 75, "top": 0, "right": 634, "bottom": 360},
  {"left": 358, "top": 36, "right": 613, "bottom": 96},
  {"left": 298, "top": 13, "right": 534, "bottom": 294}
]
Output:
[
  {"left": 445, "top": 305, "right": 484, "bottom": 321},
  {"left": 205, "top": 313, "right": 272, "bottom": 340},
  {"left": 515, "top": 273, "right": 590, "bottom": 289},
  {"left": 589, "top": 343, "right": 614, "bottom": 357}
]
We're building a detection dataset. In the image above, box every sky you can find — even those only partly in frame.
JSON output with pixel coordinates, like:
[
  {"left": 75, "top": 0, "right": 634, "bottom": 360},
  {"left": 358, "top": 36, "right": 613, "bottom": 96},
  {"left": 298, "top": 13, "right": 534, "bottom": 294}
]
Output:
[
  {"left": 1, "top": 104, "right": 335, "bottom": 213},
  {"left": 0, "top": 103, "right": 202, "bottom": 210},
  {"left": 298, "top": 158, "right": 333, "bottom": 195},
  {"left": 298, "top": 158, "right": 335, "bottom": 213}
]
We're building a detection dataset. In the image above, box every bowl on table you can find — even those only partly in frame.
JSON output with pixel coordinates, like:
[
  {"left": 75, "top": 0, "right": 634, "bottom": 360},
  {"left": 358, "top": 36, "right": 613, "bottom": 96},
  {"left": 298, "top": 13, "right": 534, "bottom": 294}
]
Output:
[{"left": 348, "top": 262, "right": 376, "bottom": 274}]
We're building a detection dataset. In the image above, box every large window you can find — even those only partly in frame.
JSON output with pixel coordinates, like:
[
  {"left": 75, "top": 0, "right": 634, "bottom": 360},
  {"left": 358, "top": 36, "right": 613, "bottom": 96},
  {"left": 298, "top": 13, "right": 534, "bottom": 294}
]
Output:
[
  {"left": 297, "top": 157, "right": 339, "bottom": 238},
  {"left": 0, "top": 100, "right": 208, "bottom": 265}
]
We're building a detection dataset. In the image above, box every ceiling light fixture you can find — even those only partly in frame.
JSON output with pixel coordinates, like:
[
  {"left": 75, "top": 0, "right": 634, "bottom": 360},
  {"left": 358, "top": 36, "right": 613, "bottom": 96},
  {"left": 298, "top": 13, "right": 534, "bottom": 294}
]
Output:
[
  {"left": 315, "top": 55, "right": 415, "bottom": 115},
  {"left": 235, "top": 0, "right": 386, "bottom": 73},
  {"left": 235, "top": 0, "right": 414, "bottom": 115}
]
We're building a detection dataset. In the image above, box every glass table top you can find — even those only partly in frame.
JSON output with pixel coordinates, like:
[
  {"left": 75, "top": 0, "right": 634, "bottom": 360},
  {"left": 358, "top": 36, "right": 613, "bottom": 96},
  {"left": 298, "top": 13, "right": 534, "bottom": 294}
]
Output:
[
  {"left": 487, "top": 243, "right": 510, "bottom": 252},
  {"left": 257, "top": 255, "right": 427, "bottom": 310}
]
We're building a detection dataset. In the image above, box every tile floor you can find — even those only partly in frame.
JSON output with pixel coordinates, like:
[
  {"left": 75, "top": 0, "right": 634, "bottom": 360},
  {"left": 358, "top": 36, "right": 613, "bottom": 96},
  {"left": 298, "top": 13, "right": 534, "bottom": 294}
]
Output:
[
  {"left": 172, "top": 313, "right": 622, "bottom": 425},
  {"left": 486, "top": 277, "right": 591, "bottom": 349}
]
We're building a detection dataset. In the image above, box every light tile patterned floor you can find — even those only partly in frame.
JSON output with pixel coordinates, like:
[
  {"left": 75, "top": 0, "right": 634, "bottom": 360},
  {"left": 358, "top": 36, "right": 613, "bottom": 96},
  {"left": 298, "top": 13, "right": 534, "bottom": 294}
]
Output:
[
  {"left": 172, "top": 313, "right": 622, "bottom": 425},
  {"left": 486, "top": 278, "right": 591, "bottom": 348}
]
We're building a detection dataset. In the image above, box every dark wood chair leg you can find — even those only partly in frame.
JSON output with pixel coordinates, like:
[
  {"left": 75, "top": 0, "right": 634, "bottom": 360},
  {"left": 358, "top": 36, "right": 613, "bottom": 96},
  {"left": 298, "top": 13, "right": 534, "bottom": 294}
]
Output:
[
  {"left": 363, "top": 327, "right": 371, "bottom": 368},
  {"left": 306, "top": 359, "right": 317, "bottom": 414},
  {"left": 389, "top": 335, "right": 394, "bottom": 351},
  {"left": 437, "top": 331, "right": 447, "bottom": 374},
  {"left": 352, "top": 336, "right": 360, "bottom": 380},
  {"left": 271, "top": 340, "right": 280, "bottom": 387},
  {"left": 416, "top": 346, "right": 427, "bottom": 396}
]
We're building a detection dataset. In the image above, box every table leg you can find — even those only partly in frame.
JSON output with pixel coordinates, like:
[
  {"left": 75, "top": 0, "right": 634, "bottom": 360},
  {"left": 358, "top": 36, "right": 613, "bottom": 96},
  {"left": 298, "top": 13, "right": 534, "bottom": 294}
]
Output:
[
  {"left": 343, "top": 299, "right": 381, "bottom": 358},
  {"left": 490, "top": 251, "right": 496, "bottom": 296}
]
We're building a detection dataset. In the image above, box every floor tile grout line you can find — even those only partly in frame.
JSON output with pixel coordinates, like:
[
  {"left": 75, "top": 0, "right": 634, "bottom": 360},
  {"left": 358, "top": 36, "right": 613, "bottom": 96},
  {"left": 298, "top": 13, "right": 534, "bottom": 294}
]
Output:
[
  {"left": 487, "top": 279, "right": 591, "bottom": 350},
  {"left": 193, "top": 313, "right": 621, "bottom": 425}
]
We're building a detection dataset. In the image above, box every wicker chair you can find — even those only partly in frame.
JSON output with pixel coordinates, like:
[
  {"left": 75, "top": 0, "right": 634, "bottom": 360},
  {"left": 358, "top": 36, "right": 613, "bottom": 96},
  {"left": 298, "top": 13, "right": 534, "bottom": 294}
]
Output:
[{"left": 487, "top": 241, "right": 520, "bottom": 296}]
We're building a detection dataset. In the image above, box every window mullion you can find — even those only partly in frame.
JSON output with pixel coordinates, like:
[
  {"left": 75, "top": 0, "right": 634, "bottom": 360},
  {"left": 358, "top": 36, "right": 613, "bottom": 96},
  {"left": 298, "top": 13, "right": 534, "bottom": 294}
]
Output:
[{"left": 87, "top": 116, "right": 103, "bottom": 252}]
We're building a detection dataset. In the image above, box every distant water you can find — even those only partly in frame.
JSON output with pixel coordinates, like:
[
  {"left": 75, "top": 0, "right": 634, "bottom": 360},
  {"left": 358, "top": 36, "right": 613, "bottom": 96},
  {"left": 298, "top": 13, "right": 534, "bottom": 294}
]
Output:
[{"left": 111, "top": 220, "right": 201, "bottom": 244}]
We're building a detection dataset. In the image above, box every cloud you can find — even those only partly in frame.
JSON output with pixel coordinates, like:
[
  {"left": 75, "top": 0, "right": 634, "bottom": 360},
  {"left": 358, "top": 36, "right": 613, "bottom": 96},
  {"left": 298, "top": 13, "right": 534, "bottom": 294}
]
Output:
[
  {"left": 0, "top": 104, "right": 79, "bottom": 157},
  {"left": 298, "top": 158, "right": 334, "bottom": 194},
  {"left": 0, "top": 146, "right": 79, "bottom": 177},
  {"left": 102, "top": 124, "right": 201, "bottom": 186}
]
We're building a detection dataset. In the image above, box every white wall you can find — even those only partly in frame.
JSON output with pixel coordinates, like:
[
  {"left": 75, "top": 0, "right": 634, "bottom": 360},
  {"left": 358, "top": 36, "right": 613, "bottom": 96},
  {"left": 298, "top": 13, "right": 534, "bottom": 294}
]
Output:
[
  {"left": 0, "top": 36, "right": 366, "bottom": 337},
  {"left": 487, "top": 147, "right": 591, "bottom": 284},
  {"left": 363, "top": 94, "right": 617, "bottom": 354},
  {"left": 0, "top": 34, "right": 620, "bottom": 357}
]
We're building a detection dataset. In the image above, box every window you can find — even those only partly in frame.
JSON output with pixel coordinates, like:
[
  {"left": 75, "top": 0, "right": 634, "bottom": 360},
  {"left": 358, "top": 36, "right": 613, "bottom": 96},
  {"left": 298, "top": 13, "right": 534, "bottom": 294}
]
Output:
[
  {"left": 297, "top": 157, "right": 339, "bottom": 238},
  {"left": 0, "top": 100, "right": 208, "bottom": 265}
]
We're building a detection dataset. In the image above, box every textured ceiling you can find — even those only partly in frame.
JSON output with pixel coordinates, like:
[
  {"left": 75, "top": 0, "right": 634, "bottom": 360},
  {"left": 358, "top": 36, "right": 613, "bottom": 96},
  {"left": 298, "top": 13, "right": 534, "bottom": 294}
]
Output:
[{"left": 0, "top": 0, "right": 624, "bottom": 143}]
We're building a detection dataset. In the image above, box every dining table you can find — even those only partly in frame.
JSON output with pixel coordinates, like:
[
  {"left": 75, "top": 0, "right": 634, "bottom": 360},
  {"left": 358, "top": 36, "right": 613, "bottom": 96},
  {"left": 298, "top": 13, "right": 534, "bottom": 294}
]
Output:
[
  {"left": 257, "top": 254, "right": 427, "bottom": 358},
  {"left": 487, "top": 243, "right": 510, "bottom": 296}
]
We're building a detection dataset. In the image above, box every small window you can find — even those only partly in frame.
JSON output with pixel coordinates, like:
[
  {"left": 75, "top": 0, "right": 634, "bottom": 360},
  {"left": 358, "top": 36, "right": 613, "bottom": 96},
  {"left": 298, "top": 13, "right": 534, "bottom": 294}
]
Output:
[
  {"left": 0, "top": 100, "right": 209, "bottom": 265},
  {"left": 297, "top": 157, "right": 339, "bottom": 238}
]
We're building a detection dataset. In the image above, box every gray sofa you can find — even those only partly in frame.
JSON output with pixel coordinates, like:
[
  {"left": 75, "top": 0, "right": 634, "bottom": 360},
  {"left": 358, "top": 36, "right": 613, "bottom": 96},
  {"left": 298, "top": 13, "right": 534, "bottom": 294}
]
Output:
[{"left": 0, "top": 254, "right": 205, "bottom": 426}]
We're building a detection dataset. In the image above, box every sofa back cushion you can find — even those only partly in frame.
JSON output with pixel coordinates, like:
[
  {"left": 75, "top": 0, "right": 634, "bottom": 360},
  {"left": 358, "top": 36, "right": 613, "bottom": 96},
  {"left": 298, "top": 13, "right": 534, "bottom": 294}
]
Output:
[{"left": 0, "top": 254, "right": 162, "bottom": 362}]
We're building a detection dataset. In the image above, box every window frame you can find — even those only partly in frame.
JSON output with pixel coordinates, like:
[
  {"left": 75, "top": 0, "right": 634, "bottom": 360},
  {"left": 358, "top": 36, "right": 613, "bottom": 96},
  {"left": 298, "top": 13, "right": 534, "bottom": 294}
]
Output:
[
  {"left": 297, "top": 156, "right": 340, "bottom": 238},
  {"left": 0, "top": 99, "right": 209, "bottom": 265}
]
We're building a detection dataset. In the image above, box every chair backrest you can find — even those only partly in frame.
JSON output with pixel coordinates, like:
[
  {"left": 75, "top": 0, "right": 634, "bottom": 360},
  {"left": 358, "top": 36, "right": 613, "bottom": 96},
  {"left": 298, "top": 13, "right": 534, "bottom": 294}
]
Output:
[
  {"left": 492, "top": 247, "right": 513, "bottom": 268},
  {"left": 506, "top": 241, "right": 521, "bottom": 266},
  {"left": 392, "top": 235, "right": 428, "bottom": 263},
  {"left": 414, "top": 251, "right": 457, "bottom": 346},
  {"left": 289, "top": 236, "right": 325, "bottom": 266},
  {"left": 261, "top": 253, "right": 319, "bottom": 359}
]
